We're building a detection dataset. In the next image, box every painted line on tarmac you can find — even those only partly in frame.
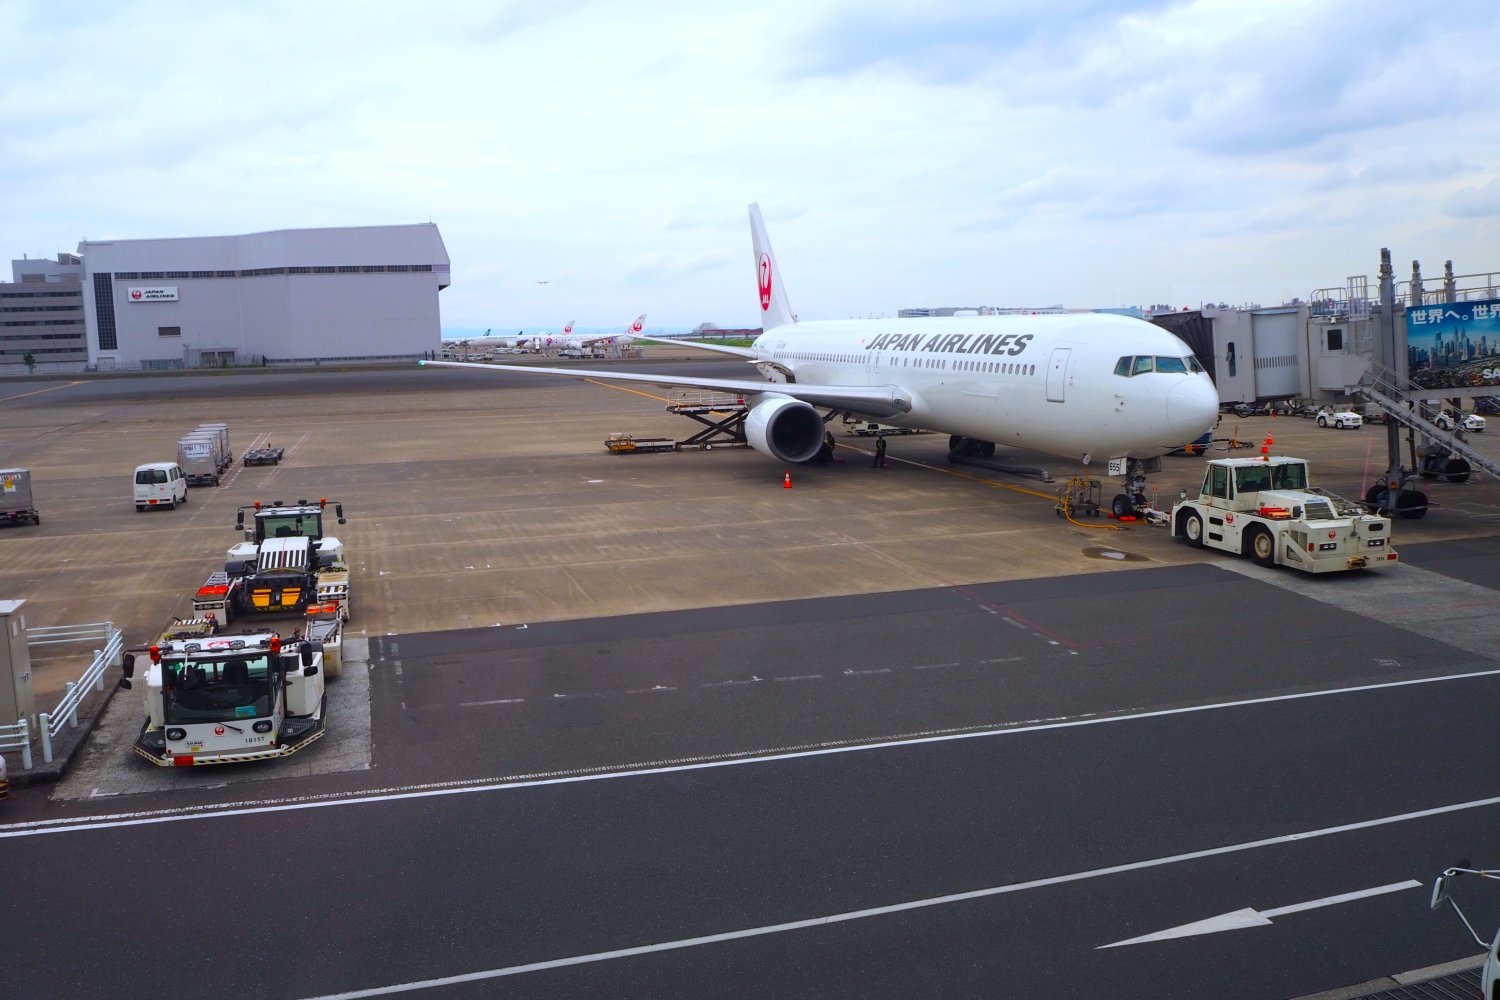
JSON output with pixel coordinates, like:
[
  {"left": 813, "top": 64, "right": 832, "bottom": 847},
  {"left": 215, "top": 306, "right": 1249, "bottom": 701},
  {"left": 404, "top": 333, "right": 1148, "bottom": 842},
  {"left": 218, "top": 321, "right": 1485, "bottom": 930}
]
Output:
[
  {"left": 294, "top": 798, "right": 1500, "bottom": 998},
  {"left": 4, "top": 666, "right": 1500, "bottom": 840}
]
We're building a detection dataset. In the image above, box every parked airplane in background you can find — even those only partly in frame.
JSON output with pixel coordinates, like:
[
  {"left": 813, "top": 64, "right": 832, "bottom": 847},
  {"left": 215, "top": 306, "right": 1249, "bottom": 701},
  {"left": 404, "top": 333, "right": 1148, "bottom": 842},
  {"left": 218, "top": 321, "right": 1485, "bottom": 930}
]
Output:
[
  {"left": 422, "top": 206, "right": 1219, "bottom": 515},
  {"left": 544, "top": 315, "right": 646, "bottom": 353}
]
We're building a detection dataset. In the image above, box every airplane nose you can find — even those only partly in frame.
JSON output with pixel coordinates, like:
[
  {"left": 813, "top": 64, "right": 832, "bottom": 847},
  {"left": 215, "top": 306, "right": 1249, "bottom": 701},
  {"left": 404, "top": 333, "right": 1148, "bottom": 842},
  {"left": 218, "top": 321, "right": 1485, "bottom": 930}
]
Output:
[{"left": 1168, "top": 378, "right": 1219, "bottom": 437}]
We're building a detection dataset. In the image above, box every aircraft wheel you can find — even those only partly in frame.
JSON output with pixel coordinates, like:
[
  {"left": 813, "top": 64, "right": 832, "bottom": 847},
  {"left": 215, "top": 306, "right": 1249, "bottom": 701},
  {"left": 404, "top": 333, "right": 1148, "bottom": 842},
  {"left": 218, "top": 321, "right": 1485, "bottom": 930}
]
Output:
[
  {"left": 1395, "top": 489, "right": 1429, "bottom": 519},
  {"left": 1182, "top": 511, "right": 1205, "bottom": 548},
  {"left": 948, "top": 434, "right": 964, "bottom": 452},
  {"left": 980, "top": 441, "right": 996, "bottom": 458},
  {"left": 1110, "top": 493, "right": 1133, "bottom": 518},
  {"left": 1444, "top": 458, "right": 1471, "bottom": 484},
  {"left": 1247, "top": 526, "right": 1275, "bottom": 567}
]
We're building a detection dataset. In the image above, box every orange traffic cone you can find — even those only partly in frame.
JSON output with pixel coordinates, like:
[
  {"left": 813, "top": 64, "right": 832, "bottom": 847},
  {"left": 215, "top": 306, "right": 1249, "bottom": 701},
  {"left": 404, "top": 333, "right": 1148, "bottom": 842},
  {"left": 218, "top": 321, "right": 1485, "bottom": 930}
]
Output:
[
  {"left": 783, "top": 470, "right": 793, "bottom": 488},
  {"left": 1261, "top": 434, "right": 1272, "bottom": 460}
]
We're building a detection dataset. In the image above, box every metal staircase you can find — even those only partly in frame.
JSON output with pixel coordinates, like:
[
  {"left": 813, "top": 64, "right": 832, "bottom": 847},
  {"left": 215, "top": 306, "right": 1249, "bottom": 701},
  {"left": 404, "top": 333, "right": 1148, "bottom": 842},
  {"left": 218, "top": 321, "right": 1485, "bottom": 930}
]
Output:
[{"left": 1350, "top": 360, "right": 1500, "bottom": 483}]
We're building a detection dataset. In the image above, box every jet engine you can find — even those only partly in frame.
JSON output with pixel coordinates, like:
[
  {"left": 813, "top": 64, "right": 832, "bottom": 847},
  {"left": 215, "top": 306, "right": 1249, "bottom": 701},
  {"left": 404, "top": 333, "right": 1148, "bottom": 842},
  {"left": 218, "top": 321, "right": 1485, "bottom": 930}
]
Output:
[{"left": 744, "top": 395, "right": 825, "bottom": 464}]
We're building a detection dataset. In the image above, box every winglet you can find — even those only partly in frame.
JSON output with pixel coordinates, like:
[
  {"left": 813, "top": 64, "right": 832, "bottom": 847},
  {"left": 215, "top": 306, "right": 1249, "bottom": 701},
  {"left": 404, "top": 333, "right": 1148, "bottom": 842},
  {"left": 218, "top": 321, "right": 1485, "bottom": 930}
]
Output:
[{"left": 749, "top": 203, "right": 795, "bottom": 331}]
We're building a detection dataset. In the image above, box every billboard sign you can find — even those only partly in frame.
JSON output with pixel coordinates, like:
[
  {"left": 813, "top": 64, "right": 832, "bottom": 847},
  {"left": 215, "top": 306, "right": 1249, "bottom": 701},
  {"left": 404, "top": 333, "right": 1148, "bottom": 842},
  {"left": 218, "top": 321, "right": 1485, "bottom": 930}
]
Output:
[
  {"left": 127, "top": 286, "right": 178, "bottom": 302},
  {"left": 1406, "top": 298, "right": 1500, "bottom": 391}
]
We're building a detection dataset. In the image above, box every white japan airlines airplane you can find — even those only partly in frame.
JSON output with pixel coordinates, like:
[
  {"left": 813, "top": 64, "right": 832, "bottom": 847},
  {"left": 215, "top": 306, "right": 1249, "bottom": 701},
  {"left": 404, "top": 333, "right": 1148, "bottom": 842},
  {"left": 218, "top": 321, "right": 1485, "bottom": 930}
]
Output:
[
  {"left": 544, "top": 315, "right": 646, "bottom": 352},
  {"left": 422, "top": 205, "right": 1219, "bottom": 514}
]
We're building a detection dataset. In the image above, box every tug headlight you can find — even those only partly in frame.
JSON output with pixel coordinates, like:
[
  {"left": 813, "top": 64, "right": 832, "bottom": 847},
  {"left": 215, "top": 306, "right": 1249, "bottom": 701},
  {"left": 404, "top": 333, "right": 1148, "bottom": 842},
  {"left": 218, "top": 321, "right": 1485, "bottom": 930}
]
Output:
[{"left": 166, "top": 728, "right": 187, "bottom": 741}]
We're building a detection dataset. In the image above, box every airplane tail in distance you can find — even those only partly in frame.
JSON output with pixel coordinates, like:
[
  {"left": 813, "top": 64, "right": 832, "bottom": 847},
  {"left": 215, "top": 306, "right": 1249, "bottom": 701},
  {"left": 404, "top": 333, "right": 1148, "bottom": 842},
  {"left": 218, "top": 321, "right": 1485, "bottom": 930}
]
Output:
[
  {"left": 563, "top": 320, "right": 575, "bottom": 336},
  {"left": 628, "top": 314, "right": 645, "bottom": 335},
  {"left": 749, "top": 203, "right": 796, "bottom": 331}
]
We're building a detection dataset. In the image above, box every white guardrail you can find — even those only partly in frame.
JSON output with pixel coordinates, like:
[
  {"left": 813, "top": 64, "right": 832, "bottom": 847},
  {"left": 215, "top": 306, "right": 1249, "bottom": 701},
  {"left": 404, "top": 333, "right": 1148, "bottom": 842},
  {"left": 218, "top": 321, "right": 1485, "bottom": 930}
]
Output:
[{"left": 0, "top": 621, "right": 123, "bottom": 770}]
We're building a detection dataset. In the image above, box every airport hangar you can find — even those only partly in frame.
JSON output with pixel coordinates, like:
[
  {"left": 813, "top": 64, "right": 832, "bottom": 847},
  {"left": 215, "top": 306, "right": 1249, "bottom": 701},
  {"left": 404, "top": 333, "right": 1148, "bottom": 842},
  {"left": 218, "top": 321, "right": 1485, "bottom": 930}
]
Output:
[{"left": 54, "top": 223, "right": 450, "bottom": 371}]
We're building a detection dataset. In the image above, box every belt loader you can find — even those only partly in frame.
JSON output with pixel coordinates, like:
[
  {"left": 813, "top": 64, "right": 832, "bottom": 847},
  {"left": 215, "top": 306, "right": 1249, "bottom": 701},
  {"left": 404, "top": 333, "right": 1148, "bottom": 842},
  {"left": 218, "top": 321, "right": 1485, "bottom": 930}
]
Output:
[{"left": 1170, "top": 456, "right": 1398, "bottom": 572}]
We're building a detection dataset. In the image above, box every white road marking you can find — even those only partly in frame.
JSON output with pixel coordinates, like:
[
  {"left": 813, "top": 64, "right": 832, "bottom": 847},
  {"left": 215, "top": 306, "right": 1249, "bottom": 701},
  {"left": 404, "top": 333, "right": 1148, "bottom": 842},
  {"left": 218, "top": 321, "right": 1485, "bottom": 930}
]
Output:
[
  {"left": 843, "top": 668, "right": 892, "bottom": 676},
  {"left": 290, "top": 848, "right": 1457, "bottom": 996},
  {"left": 460, "top": 698, "right": 525, "bottom": 707},
  {"left": 913, "top": 662, "right": 959, "bottom": 670},
  {"left": 1097, "top": 880, "right": 1423, "bottom": 948},
  {"left": 773, "top": 674, "right": 822, "bottom": 682},
  {"left": 8, "top": 666, "right": 1500, "bottom": 840}
]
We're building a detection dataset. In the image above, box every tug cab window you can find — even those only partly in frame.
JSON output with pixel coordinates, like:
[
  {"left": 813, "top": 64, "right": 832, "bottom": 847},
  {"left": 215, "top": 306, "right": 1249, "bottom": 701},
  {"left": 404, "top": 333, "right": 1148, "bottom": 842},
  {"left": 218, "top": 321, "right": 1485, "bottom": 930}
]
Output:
[{"left": 1207, "top": 464, "right": 1229, "bottom": 499}]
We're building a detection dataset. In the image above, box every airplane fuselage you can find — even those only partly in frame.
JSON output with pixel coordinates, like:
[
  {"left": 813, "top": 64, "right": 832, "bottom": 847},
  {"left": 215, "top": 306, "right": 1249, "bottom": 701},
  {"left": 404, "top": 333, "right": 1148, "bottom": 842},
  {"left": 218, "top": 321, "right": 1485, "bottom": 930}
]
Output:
[{"left": 750, "top": 313, "right": 1217, "bottom": 460}]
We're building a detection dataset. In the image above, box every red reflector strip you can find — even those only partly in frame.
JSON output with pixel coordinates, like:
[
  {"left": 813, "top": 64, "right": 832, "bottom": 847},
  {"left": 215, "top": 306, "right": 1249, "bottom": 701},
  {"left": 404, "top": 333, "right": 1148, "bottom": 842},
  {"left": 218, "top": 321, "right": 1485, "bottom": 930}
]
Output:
[
  {"left": 172, "top": 756, "right": 195, "bottom": 767},
  {"left": 196, "top": 585, "right": 229, "bottom": 596}
]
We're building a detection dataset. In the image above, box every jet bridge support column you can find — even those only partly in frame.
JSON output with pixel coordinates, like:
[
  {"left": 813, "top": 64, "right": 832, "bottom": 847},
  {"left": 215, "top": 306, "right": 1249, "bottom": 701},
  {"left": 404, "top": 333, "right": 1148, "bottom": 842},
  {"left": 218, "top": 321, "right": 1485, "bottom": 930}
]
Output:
[{"left": 1367, "top": 248, "right": 1429, "bottom": 519}]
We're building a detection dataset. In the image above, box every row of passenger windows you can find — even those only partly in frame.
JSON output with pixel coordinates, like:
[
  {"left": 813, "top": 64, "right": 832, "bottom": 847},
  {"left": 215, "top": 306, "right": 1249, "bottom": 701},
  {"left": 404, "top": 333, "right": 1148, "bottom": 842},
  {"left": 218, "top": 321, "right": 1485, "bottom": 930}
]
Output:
[
  {"left": 773, "top": 351, "right": 1036, "bottom": 376},
  {"left": 1114, "top": 355, "right": 1206, "bottom": 377}
]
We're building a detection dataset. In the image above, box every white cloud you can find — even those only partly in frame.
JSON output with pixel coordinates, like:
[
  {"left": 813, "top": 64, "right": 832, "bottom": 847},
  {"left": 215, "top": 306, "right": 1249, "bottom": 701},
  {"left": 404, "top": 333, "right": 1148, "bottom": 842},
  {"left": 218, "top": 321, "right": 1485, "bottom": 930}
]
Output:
[{"left": 1, "top": 0, "right": 1497, "bottom": 328}]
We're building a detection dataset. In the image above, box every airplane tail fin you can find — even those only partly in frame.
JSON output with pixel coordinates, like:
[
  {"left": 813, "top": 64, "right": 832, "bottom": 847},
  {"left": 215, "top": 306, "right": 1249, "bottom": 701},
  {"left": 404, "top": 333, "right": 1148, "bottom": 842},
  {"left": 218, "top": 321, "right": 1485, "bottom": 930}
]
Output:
[
  {"left": 563, "top": 320, "right": 575, "bottom": 336},
  {"left": 628, "top": 314, "right": 645, "bottom": 336},
  {"left": 749, "top": 203, "right": 796, "bottom": 331}
]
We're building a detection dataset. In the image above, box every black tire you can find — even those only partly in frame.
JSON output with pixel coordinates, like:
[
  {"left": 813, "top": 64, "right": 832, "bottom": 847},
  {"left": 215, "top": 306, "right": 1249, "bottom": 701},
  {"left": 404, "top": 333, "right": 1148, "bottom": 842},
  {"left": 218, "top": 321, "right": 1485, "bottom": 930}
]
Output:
[
  {"left": 136, "top": 504, "right": 146, "bottom": 512},
  {"left": 1394, "top": 489, "right": 1428, "bottom": 520},
  {"left": 32, "top": 513, "right": 40, "bottom": 525},
  {"left": 1182, "top": 511, "right": 1205, "bottom": 548},
  {"left": 1110, "top": 493, "right": 1133, "bottom": 518},
  {"left": 1317, "top": 416, "right": 1327, "bottom": 427},
  {"left": 166, "top": 499, "right": 176, "bottom": 510},
  {"left": 1444, "top": 458, "right": 1471, "bottom": 484},
  {"left": 1247, "top": 526, "right": 1275, "bottom": 567},
  {"left": 180, "top": 491, "right": 187, "bottom": 505},
  {"left": 1334, "top": 419, "right": 1345, "bottom": 429},
  {"left": 979, "top": 441, "right": 996, "bottom": 458}
]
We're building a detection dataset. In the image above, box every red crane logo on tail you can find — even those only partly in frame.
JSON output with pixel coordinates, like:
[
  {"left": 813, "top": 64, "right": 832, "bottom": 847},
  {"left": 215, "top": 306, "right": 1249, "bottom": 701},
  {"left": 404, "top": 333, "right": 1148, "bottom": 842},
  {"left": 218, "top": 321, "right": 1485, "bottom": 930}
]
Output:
[
  {"left": 758, "top": 252, "right": 773, "bottom": 311},
  {"left": 631, "top": 318, "right": 643, "bottom": 334}
]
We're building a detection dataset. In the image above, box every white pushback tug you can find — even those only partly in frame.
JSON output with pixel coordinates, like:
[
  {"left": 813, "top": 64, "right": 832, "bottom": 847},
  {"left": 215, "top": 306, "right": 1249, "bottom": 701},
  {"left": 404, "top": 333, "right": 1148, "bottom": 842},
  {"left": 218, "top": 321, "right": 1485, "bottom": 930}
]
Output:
[
  {"left": 1170, "top": 455, "right": 1398, "bottom": 572},
  {"left": 129, "top": 615, "right": 337, "bottom": 766}
]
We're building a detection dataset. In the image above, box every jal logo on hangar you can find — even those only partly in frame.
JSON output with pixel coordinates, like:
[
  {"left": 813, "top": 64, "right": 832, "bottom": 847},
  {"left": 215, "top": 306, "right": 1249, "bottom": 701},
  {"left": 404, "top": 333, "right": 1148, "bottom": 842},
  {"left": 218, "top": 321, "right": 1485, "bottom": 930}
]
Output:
[{"left": 127, "top": 286, "right": 179, "bottom": 302}]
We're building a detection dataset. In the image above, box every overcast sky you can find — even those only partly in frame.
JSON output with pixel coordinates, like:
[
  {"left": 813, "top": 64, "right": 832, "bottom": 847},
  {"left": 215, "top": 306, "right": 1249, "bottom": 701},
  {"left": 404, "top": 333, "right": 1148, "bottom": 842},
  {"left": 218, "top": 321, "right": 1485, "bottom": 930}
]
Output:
[{"left": 3, "top": 0, "right": 1498, "bottom": 334}]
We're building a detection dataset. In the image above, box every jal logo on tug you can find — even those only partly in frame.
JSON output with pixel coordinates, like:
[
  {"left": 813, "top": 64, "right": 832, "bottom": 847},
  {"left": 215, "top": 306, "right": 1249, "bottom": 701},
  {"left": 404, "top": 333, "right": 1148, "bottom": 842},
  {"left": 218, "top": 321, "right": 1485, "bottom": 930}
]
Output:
[
  {"left": 214, "top": 725, "right": 225, "bottom": 736},
  {"left": 758, "top": 252, "right": 773, "bottom": 311}
]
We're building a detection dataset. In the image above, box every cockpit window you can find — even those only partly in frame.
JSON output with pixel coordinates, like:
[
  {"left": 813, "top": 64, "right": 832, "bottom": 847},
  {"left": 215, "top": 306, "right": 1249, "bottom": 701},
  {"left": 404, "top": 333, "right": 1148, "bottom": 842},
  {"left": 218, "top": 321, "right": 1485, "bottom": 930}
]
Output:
[{"left": 1118, "top": 354, "right": 1206, "bottom": 377}]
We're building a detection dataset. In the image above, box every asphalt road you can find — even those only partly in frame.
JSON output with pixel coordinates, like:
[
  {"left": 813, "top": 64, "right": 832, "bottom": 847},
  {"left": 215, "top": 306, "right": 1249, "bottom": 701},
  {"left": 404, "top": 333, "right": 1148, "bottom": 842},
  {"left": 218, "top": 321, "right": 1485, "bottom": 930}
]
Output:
[
  {"left": 4, "top": 663, "right": 1499, "bottom": 999},
  {"left": 7, "top": 554, "right": 1500, "bottom": 999}
]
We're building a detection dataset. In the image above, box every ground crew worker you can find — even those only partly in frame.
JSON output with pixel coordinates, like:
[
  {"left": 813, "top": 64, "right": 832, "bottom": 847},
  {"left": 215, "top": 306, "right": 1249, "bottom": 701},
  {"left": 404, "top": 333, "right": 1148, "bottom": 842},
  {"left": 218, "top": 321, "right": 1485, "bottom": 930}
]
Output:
[
  {"left": 823, "top": 430, "right": 837, "bottom": 464},
  {"left": 873, "top": 436, "right": 888, "bottom": 468}
]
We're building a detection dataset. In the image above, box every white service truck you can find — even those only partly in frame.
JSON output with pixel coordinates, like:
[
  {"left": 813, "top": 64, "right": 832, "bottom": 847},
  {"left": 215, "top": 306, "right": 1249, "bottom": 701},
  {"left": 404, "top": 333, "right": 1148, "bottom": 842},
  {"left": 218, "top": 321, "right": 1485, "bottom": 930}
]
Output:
[
  {"left": 128, "top": 615, "right": 337, "bottom": 766},
  {"left": 1170, "top": 456, "right": 1398, "bottom": 572}
]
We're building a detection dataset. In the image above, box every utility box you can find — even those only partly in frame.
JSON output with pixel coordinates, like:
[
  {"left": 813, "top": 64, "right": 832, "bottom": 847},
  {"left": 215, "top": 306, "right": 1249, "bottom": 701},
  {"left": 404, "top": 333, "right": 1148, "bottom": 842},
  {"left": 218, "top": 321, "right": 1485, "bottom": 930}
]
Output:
[{"left": 0, "top": 600, "right": 36, "bottom": 730}]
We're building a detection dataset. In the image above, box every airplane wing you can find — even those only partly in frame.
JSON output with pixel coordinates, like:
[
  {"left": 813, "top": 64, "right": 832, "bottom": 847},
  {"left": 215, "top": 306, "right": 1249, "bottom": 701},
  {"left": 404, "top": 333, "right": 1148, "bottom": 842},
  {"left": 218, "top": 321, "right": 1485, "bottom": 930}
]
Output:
[
  {"left": 629, "top": 335, "right": 757, "bottom": 359},
  {"left": 418, "top": 359, "right": 911, "bottom": 418}
]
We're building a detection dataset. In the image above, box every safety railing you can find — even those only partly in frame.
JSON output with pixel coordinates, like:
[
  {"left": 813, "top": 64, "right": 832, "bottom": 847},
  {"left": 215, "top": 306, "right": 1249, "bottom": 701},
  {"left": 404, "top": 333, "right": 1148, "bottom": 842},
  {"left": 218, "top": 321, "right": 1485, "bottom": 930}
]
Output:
[
  {"left": 36, "top": 626, "right": 124, "bottom": 765},
  {"left": 0, "top": 717, "right": 32, "bottom": 770},
  {"left": 1, "top": 621, "right": 123, "bottom": 769}
]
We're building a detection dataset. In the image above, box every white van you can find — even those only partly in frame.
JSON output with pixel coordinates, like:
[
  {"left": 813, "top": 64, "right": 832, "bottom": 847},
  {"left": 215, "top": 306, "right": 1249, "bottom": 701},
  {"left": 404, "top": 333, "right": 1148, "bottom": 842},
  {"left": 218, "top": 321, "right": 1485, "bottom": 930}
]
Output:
[{"left": 133, "top": 462, "right": 188, "bottom": 511}]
